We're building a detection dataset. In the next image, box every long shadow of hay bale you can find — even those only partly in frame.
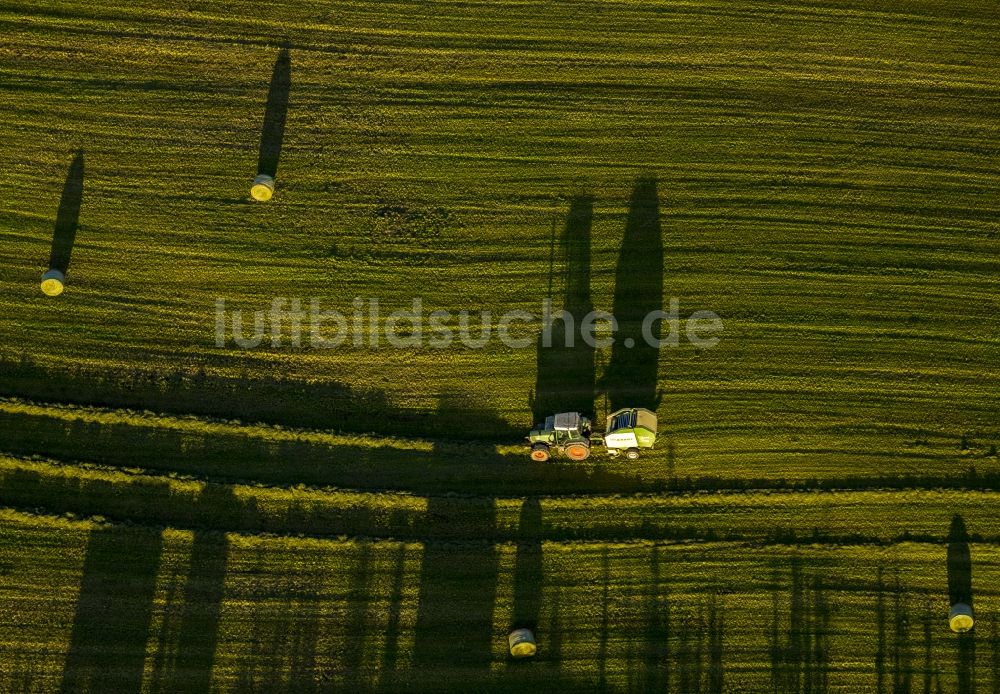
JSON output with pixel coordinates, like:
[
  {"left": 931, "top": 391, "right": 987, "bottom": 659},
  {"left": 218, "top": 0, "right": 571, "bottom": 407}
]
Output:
[
  {"left": 948, "top": 515, "right": 973, "bottom": 612},
  {"left": 510, "top": 498, "right": 543, "bottom": 637},
  {"left": 948, "top": 515, "right": 976, "bottom": 693},
  {"left": 257, "top": 48, "right": 291, "bottom": 180},
  {"left": 48, "top": 150, "right": 84, "bottom": 275}
]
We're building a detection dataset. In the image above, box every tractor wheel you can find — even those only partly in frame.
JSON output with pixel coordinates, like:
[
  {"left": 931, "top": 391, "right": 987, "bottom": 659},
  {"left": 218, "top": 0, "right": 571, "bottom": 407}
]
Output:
[
  {"left": 625, "top": 447, "right": 641, "bottom": 460},
  {"left": 565, "top": 443, "right": 590, "bottom": 461},
  {"left": 530, "top": 443, "right": 551, "bottom": 462}
]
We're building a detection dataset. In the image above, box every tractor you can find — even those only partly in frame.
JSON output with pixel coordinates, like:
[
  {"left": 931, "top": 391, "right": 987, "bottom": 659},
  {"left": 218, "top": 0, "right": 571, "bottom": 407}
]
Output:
[{"left": 527, "top": 408, "right": 658, "bottom": 461}]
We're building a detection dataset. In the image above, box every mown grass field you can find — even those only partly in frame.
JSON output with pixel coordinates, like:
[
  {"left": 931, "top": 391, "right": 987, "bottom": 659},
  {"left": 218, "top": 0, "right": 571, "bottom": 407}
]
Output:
[{"left": 1, "top": 0, "right": 999, "bottom": 691}]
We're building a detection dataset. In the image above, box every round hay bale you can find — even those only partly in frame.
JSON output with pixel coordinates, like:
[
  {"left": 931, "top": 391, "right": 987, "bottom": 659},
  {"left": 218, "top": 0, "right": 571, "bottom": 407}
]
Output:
[
  {"left": 40, "top": 269, "right": 65, "bottom": 297},
  {"left": 508, "top": 628, "right": 536, "bottom": 658},
  {"left": 950, "top": 603, "right": 974, "bottom": 633},
  {"left": 250, "top": 173, "right": 275, "bottom": 202}
]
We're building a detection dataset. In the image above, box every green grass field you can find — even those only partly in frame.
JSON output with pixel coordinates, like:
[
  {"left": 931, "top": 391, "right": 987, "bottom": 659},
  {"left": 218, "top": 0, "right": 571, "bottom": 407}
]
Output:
[{"left": 1, "top": 0, "right": 999, "bottom": 691}]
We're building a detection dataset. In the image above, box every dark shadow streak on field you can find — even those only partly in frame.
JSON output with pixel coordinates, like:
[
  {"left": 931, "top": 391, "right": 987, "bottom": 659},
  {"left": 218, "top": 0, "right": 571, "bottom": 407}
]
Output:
[
  {"left": 921, "top": 603, "right": 932, "bottom": 694},
  {"left": 257, "top": 48, "right": 291, "bottom": 179},
  {"left": 958, "top": 635, "right": 976, "bottom": 694},
  {"left": 769, "top": 557, "right": 830, "bottom": 694},
  {"left": 990, "top": 614, "right": 999, "bottom": 694},
  {"left": 876, "top": 568, "right": 887, "bottom": 694},
  {"left": 643, "top": 547, "right": 671, "bottom": 691},
  {"left": 532, "top": 195, "right": 596, "bottom": 423},
  {"left": 597, "top": 547, "right": 611, "bottom": 692},
  {"left": 546, "top": 581, "right": 564, "bottom": 666},
  {"left": 409, "top": 397, "right": 500, "bottom": 683},
  {"left": 948, "top": 515, "right": 975, "bottom": 694},
  {"left": 234, "top": 547, "right": 322, "bottom": 692},
  {"left": 708, "top": 595, "right": 724, "bottom": 693},
  {"left": 948, "top": 515, "right": 974, "bottom": 613},
  {"left": 675, "top": 606, "right": 703, "bottom": 693},
  {"left": 375, "top": 544, "right": 408, "bottom": 690},
  {"left": 670, "top": 592, "right": 725, "bottom": 694},
  {"left": 48, "top": 150, "right": 84, "bottom": 274},
  {"left": 602, "top": 176, "right": 664, "bottom": 413},
  {"left": 59, "top": 520, "right": 165, "bottom": 694},
  {"left": 412, "top": 496, "right": 499, "bottom": 671},
  {"left": 341, "top": 541, "right": 373, "bottom": 686},
  {"left": 150, "top": 487, "right": 232, "bottom": 693},
  {"left": 892, "top": 572, "right": 914, "bottom": 694}
]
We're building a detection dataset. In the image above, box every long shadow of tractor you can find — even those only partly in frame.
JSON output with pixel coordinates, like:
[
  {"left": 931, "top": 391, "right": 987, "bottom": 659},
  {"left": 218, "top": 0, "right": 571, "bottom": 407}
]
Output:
[{"left": 528, "top": 179, "right": 664, "bottom": 464}]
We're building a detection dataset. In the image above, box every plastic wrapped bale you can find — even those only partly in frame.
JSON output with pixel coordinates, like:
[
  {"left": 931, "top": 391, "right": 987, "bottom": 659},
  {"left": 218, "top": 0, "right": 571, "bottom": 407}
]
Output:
[
  {"left": 508, "top": 628, "right": 536, "bottom": 658},
  {"left": 950, "top": 603, "right": 974, "bottom": 633},
  {"left": 250, "top": 173, "right": 275, "bottom": 201},
  {"left": 40, "top": 269, "right": 65, "bottom": 297}
]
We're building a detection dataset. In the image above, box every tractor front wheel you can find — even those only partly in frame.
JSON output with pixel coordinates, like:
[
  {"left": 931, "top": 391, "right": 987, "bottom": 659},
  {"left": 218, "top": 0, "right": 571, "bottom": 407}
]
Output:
[
  {"left": 530, "top": 443, "right": 551, "bottom": 462},
  {"left": 625, "top": 447, "right": 641, "bottom": 460},
  {"left": 565, "top": 443, "right": 590, "bottom": 461}
]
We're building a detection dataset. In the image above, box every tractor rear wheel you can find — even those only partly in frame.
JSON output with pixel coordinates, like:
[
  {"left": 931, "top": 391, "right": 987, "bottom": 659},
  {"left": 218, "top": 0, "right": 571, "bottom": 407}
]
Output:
[
  {"left": 530, "top": 443, "right": 551, "bottom": 462},
  {"left": 565, "top": 443, "right": 590, "bottom": 461},
  {"left": 625, "top": 447, "right": 641, "bottom": 460}
]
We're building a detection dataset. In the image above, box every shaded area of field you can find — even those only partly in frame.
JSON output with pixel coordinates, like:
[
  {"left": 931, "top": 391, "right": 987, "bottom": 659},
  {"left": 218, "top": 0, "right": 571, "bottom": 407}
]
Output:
[
  {"left": 412, "top": 498, "right": 498, "bottom": 670},
  {"left": 59, "top": 525, "right": 163, "bottom": 693},
  {"left": 948, "top": 515, "right": 974, "bottom": 610},
  {"left": 4, "top": 511, "right": 1000, "bottom": 691},
  {"left": 510, "top": 497, "right": 543, "bottom": 634}
]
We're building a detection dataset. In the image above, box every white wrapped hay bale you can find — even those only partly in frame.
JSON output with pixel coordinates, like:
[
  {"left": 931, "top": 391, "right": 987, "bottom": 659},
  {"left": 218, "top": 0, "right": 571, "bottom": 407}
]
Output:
[
  {"left": 250, "top": 173, "right": 275, "bottom": 201},
  {"left": 507, "top": 628, "right": 536, "bottom": 658},
  {"left": 949, "top": 603, "right": 974, "bottom": 633},
  {"left": 40, "top": 269, "right": 65, "bottom": 297}
]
